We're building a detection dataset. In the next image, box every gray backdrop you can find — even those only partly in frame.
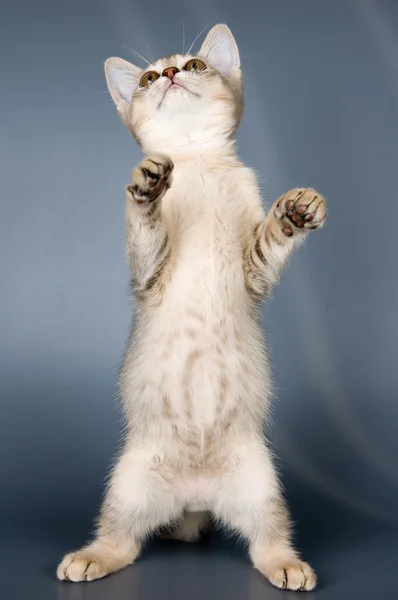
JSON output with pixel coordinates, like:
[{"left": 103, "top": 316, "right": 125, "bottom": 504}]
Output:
[{"left": 1, "top": 0, "right": 397, "bottom": 598}]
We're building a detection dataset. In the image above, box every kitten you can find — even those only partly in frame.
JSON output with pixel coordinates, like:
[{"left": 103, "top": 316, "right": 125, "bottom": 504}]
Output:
[{"left": 57, "top": 24, "right": 326, "bottom": 591}]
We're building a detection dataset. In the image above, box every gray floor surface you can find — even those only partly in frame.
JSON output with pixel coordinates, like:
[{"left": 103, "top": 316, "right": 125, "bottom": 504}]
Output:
[{"left": 2, "top": 485, "right": 396, "bottom": 600}]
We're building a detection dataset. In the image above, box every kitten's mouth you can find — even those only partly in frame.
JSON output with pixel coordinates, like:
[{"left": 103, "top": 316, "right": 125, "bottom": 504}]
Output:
[{"left": 158, "top": 81, "right": 199, "bottom": 107}]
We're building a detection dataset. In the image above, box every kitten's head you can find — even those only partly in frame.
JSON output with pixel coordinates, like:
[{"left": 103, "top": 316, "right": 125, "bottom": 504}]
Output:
[{"left": 105, "top": 24, "right": 242, "bottom": 154}]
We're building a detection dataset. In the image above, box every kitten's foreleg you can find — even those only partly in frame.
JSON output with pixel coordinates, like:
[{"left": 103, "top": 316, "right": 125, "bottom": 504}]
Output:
[
  {"left": 125, "top": 154, "right": 174, "bottom": 301},
  {"left": 244, "top": 188, "right": 327, "bottom": 298}
]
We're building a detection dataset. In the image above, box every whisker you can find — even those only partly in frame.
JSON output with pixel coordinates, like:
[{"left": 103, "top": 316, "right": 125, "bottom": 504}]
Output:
[
  {"left": 121, "top": 45, "right": 150, "bottom": 65},
  {"left": 145, "top": 40, "right": 155, "bottom": 63},
  {"left": 187, "top": 24, "right": 210, "bottom": 55},
  {"left": 182, "top": 20, "right": 186, "bottom": 54},
  {"left": 200, "top": 41, "right": 224, "bottom": 65}
]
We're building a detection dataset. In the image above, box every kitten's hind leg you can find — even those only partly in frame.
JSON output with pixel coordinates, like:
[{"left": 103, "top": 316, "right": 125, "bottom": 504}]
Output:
[
  {"left": 161, "top": 511, "right": 211, "bottom": 542},
  {"left": 211, "top": 442, "right": 316, "bottom": 591},
  {"left": 57, "top": 448, "right": 184, "bottom": 582}
]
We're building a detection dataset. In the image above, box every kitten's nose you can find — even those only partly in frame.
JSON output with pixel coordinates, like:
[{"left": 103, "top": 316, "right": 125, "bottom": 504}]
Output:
[{"left": 162, "top": 67, "right": 180, "bottom": 80}]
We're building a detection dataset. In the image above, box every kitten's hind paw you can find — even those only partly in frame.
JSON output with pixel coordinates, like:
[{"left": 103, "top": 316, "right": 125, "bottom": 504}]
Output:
[
  {"left": 57, "top": 541, "right": 137, "bottom": 582},
  {"left": 269, "top": 560, "right": 316, "bottom": 591},
  {"left": 259, "top": 559, "right": 317, "bottom": 592}
]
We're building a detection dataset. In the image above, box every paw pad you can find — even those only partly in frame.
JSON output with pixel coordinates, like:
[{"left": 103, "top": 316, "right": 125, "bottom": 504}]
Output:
[{"left": 276, "top": 188, "right": 327, "bottom": 234}]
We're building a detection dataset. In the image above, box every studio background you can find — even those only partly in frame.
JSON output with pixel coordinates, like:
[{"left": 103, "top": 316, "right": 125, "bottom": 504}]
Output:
[{"left": 1, "top": 1, "right": 397, "bottom": 598}]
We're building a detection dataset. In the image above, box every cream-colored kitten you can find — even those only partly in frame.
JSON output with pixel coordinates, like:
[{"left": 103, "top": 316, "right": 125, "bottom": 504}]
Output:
[{"left": 57, "top": 24, "right": 326, "bottom": 591}]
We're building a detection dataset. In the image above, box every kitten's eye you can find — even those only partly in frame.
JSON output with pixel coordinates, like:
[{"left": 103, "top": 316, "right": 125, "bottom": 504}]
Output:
[
  {"left": 140, "top": 71, "right": 160, "bottom": 87},
  {"left": 183, "top": 59, "right": 206, "bottom": 72}
]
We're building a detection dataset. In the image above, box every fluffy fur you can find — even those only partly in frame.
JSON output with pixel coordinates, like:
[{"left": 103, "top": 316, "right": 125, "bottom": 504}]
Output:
[{"left": 57, "top": 24, "right": 327, "bottom": 591}]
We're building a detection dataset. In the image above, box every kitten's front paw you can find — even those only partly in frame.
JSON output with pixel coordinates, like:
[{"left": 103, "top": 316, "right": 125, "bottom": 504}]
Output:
[
  {"left": 275, "top": 188, "right": 327, "bottom": 237},
  {"left": 127, "top": 154, "right": 174, "bottom": 204}
]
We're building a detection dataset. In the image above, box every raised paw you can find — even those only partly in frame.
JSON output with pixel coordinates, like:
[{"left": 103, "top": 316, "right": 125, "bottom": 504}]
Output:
[
  {"left": 127, "top": 154, "right": 174, "bottom": 204},
  {"left": 275, "top": 188, "right": 327, "bottom": 237},
  {"left": 267, "top": 560, "right": 317, "bottom": 592}
]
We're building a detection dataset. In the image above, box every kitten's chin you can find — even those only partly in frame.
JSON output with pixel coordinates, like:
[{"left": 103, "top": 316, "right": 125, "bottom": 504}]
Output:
[{"left": 157, "top": 83, "right": 199, "bottom": 110}]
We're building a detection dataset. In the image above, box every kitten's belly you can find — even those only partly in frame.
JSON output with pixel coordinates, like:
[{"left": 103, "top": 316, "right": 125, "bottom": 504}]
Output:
[
  {"left": 156, "top": 323, "right": 240, "bottom": 425},
  {"left": 139, "top": 292, "right": 260, "bottom": 436},
  {"left": 125, "top": 218, "right": 269, "bottom": 441},
  {"left": 155, "top": 252, "right": 246, "bottom": 417}
]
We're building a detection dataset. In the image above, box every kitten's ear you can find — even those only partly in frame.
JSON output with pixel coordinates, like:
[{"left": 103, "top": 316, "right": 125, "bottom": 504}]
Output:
[
  {"left": 104, "top": 57, "right": 141, "bottom": 113},
  {"left": 199, "top": 24, "right": 240, "bottom": 75}
]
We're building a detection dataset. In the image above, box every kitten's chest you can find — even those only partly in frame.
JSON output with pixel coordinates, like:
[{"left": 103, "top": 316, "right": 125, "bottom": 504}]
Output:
[
  {"left": 163, "top": 171, "right": 242, "bottom": 310},
  {"left": 162, "top": 166, "right": 240, "bottom": 257}
]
